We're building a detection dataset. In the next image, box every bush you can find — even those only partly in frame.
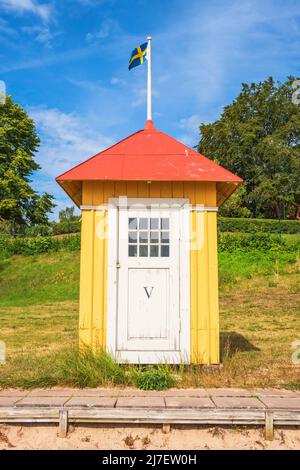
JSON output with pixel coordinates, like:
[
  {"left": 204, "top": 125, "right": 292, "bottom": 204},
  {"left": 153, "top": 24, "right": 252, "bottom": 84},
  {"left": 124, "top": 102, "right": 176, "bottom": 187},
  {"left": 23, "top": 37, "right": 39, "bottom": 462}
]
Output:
[
  {"left": 218, "top": 233, "right": 293, "bottom": 253},
  {"left": 23, "top": 225, "right": 53, "bottom": 237},
  {"left": 218, "top": 217, "right": 300, "bottom": 234},
  {"left": 0, "top": 221, "right": 298, "bottom": 259},
  {"left": 51, "top": 219, "right": 81, "bottom": 235},
  {"left": 135, "top": 366, "right": 176, "bottom": 391},
  {"left": 0, "top": 233, "right": 80, "bottom": 257}
]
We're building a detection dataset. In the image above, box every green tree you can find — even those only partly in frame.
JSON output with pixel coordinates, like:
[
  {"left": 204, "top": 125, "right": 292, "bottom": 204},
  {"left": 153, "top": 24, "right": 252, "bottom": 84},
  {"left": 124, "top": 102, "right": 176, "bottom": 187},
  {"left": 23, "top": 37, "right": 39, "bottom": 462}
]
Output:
[
  {"left": 59, "top": 206, "right": 75, "bottom": 223},
  {"left": 58, "top": 206, "right": 76, "bottom": 232},
  {"left": 219, "top": 185, "right": 251, "bottom": 218},
  {"left": 0, "top": 96, "right": 54, "bottom": 233},
  {"left": 198, "top": 77, "right": 300, "bottom": 219},
  {"left": 54, "top": 206, "right": 81, "bottom": 234}
]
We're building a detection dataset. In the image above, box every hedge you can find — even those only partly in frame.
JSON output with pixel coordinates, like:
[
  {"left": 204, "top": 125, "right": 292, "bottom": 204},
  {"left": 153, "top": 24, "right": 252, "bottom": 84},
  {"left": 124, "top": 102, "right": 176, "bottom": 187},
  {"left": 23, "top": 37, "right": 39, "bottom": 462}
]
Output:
[
  {"left": 51, "top": 219, "right": 81, "bottom": 235},
  {"left": 218, "top": 217, "right": 300, "bottom": 234},
  {"left": 218, "top": 233, "right": 298, "bottom": 253},
  {"left": 5, "top": 217, "right": 298, "bottom": 238},
  {"left": 0, "top": 232, "right": 298, "bottom": 258},
  {"left": 0, "top": 234, "right": 80, "bottom": 258}
]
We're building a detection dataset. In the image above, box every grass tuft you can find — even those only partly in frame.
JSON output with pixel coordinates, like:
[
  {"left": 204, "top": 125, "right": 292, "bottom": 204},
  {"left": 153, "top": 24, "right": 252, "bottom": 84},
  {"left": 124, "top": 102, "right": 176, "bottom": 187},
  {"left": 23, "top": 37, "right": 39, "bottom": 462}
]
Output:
[
  {"left": 135, "top": 366, "right": 176, "bottom": 391},
  {"left": 57, "top": 347, "right": 129, "bottom": 388}
]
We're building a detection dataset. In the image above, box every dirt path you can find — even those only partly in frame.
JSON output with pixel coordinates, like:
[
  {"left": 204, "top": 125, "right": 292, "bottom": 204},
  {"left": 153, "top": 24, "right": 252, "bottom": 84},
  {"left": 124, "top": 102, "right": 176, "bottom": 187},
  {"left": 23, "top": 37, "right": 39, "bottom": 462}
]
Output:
[{"left": 0, "top": 424, "right": 299, "bottom": 450}]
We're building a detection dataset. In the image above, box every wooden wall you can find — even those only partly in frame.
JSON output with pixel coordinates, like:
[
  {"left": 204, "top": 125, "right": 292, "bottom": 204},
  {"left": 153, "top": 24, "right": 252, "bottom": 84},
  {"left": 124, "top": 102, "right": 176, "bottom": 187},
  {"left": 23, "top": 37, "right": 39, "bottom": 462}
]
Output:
[{"left": 79, "top": 180, "right": 220, "bottom": 364}]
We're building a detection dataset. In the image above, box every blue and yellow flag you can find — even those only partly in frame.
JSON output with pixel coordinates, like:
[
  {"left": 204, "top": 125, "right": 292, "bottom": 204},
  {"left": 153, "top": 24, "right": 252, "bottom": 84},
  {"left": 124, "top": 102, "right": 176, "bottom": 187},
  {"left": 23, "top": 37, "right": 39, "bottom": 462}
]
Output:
[{"left": 128, "top": 42, "right": 148, "bottom": 70}]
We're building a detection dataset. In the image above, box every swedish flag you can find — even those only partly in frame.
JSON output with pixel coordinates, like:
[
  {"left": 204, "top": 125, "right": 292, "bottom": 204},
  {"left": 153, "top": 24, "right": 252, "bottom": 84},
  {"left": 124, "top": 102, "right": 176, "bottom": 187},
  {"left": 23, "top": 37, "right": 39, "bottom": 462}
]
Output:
[{"left": 128, "top": 42, "right": 148, "bottom": 70}]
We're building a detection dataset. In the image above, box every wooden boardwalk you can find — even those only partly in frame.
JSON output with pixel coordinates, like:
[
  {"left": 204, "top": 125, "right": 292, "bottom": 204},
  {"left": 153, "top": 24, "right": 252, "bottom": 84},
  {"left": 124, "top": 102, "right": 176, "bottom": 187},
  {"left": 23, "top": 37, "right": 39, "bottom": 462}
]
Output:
[{"left": 1, "top": 388, "right": 300, "bottom": 440}]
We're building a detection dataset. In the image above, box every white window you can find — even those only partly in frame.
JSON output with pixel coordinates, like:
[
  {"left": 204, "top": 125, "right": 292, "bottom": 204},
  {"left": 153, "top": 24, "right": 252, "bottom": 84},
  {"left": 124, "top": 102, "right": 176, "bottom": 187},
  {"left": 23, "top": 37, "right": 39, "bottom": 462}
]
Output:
[{"left": 128, "top": 217, "right": 170, "bottom": 257}]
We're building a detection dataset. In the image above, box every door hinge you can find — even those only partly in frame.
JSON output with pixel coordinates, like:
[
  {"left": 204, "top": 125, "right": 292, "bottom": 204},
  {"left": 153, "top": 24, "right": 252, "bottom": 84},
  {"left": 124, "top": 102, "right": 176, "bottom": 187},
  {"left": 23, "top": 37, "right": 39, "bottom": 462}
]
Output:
[{"left": 116, "top": 261, "right": 121, "bottom": 269}]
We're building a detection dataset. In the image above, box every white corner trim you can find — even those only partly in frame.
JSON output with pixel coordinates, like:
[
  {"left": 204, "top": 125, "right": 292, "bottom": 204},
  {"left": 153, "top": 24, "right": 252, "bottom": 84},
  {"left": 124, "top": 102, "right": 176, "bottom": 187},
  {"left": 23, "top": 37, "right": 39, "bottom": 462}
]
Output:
[
  {"left": 80, "top": 204, "right": 108, "bottom": 211},
  {"left": 179, "top": 202, "right": 191, "bottom": 363},
  {"left": 192, "top": 205, "right": 219, "bottom": 212},
  {"left": 106, "top": 202, "right": 118, "bottom": 355}
]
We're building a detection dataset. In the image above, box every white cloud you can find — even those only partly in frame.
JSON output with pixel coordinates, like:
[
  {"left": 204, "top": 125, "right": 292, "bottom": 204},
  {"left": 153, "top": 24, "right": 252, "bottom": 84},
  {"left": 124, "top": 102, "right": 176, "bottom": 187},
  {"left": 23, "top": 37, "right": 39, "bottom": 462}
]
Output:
[
  {"left": 176, "top": 115, "right": 202, "bottom": 146},
  {"left": 86, "top": 18, "right": 119, "bottom": 42},
  {"left": 0, "top": 17, "right": 17, "bottom": 35},
  {"left": 77, "top": 0, "right": 113, "bottom": 5},
  {"left": 110, "top": 77, "right": 125, "bottom": 86},
  {"left": 131, "top": 87, "right": 159, "bottom": 108},
  {"left": 179, "top": 115, "right": 201, "bottom": 132},
  {"left": 22, "top": 24, "right": 59, "bottom": 47},
  {"left": 0, "top": 46, "right": 96, "bottom": 73},
  {"left": 28, "top": 106, "right": 116, "bottom": 217},
  {"left": 131, "top": 87, "right": 147, "bottom": 108},
  {"left": 66, "top": 78, "right": 107, "bottom": 93},
  {"left": 28, "top": 106, "right": 115, "bottom": 178},
  {"left": 0, "top": 0, "right": 52, "bottom": 21}
]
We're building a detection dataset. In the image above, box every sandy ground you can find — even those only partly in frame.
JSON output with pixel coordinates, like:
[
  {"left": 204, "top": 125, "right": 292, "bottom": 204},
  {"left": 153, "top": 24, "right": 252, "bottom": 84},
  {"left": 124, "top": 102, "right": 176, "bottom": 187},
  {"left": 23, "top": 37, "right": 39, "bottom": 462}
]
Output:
[{"left": 0, "top": 424, "right": 300, "bottom": 450}]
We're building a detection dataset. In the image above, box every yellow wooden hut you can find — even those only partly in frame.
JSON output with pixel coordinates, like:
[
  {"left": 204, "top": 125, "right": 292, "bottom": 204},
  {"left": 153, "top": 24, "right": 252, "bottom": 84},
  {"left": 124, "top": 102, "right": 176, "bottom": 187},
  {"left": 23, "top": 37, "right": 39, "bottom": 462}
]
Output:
[{"left": 56, "top": 119, "right": 242, "bottom": 364}]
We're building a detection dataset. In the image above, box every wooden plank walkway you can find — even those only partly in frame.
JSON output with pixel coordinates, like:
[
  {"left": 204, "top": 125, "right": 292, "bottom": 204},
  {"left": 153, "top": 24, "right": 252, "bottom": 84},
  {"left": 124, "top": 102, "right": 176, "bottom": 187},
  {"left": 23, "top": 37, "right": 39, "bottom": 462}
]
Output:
[{"left": 0, "top": 388, "right": 300, "bottom": 440}]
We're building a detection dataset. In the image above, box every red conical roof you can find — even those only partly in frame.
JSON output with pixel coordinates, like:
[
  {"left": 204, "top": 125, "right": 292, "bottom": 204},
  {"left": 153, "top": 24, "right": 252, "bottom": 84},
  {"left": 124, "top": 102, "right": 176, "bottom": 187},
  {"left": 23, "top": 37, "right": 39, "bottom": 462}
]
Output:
[{"left": 56, "top": 121, "right": 242, "bottom": 183}]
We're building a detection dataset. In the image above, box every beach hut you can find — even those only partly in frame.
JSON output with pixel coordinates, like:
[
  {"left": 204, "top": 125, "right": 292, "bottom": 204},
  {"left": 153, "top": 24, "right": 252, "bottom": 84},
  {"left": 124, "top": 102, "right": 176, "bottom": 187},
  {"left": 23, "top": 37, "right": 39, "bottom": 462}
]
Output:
[{"left": 56, "top": 118, "right": 242, "bottom": 364}]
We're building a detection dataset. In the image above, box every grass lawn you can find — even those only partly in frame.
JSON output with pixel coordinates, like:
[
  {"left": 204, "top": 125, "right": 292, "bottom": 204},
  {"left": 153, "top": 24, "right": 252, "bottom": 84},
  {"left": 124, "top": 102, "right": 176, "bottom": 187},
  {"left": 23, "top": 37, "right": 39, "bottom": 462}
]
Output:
[{"left": 0, "top": 248, "right": 299, "bottom": 389}]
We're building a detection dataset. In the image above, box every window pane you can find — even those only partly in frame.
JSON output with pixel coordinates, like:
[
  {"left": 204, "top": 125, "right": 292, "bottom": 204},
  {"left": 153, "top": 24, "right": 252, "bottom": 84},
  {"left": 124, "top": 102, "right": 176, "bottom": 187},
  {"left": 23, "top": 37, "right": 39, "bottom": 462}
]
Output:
[
  {"left": 128, "top": 245, "right": 137, "bottom": 257},
  {"left": 139, "top": 245, "right": 148, "bottom": 257},
  {"left": 128, "top": 231, "right": 137, "bottom": 243},
  {"left": 150, "top": 218, "right": 159, "bottom": 230},
  {"left": 161, "top": 218, "right": 169, "bottom": 230},
  {"left": 139, "top": 218, "right": 148, "bottom": 230},
  {"left": 161, "top": 245, "right": 169, "bottom": 257},
  {"left": 161, "top": 231, "right": 169, "bottom": 243},
  {"left": 150, "top": 231, "right": 159, "bottom": 243},
  {"left": 139, "top": 231, "right": 148, "bottom": 243},
  {"left": 150, "top": 245, "right": 159, "bottom": 257},
  {"left": 129, "top": 218, "right": 137, "bottom": 230}
]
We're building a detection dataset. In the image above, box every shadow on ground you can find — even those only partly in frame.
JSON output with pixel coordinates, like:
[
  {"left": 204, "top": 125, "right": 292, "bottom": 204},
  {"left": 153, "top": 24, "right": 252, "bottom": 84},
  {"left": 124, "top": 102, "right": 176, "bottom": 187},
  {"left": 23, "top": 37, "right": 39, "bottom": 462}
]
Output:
[{"left": 220, "top": 332, "right": 260, "bottom": 358}]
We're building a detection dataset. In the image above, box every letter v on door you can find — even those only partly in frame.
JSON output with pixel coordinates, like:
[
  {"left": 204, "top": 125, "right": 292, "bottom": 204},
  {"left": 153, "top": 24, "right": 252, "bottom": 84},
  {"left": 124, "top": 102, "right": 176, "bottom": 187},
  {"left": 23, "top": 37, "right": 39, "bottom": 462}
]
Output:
[{"left": 144, "top": 286, "right": 154, "bottom": 299}]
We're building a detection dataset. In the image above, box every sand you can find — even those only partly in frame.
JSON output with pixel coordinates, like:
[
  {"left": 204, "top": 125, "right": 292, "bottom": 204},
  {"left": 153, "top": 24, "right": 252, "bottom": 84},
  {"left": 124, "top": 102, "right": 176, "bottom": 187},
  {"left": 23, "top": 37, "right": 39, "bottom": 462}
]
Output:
[{"left": 0, "top": 424, "right": 300, "bottom": 450}]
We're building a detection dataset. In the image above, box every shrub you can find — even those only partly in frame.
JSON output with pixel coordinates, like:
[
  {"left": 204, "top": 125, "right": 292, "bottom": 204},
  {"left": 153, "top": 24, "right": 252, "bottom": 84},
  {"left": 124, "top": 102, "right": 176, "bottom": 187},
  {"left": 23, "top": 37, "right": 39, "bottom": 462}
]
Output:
[
  {"left": 218, "top": 233, "right": 297, "bottom": 253},
  {"left": 23, "top": 225, "right": 53, "bottom": 237},
  {"left": 51, "top": 219, "right": 81, "bottom": 235},
  {"left": 135, "top": 366, "right": 176, "bottom": 391},
  {"left": 0, "top": 222, "right": 298, "bottom": 259},
  {"left": 218, "top": 217, "right": 300, "bottom": 234},
  {"left": 0, "top": 233, "right": 80, "bottom": 258}
]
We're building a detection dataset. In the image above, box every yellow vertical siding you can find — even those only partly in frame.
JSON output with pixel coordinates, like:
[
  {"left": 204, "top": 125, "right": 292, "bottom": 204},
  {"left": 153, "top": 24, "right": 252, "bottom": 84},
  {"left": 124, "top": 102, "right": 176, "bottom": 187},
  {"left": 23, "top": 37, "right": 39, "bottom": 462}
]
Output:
[
  {"left": 190, "top": 182, "right": 220, "bottom": 364},
  {"left": 206, "top": 211, "right": 220, "bottom": 363},
  {"left": 160, "top": 182, "right": 172, "bottom": 198},
  {"left": 172, "top": 181, "right": 184, "bottom": 198},
  {"left": 79, "top": 209, "right": 94, "bottom": 347},
  {"left": 137, "top": 181, "right": 150, "bottom": 197},
  {"left": 79, "top": 180, "right": 220, "bottom": 364},
  {"left": 79, "top": 208, "right": 108, "bottom": 350},
  {"left": 149, "top": 181, "right": 161, "bottom": 198}
]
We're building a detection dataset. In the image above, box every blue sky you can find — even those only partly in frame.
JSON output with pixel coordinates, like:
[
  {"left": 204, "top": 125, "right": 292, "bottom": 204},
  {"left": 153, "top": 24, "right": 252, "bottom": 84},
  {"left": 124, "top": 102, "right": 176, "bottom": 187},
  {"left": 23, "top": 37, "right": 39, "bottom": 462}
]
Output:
[{"left": 0, "top": 0, "right": 299, "bottom": 219}]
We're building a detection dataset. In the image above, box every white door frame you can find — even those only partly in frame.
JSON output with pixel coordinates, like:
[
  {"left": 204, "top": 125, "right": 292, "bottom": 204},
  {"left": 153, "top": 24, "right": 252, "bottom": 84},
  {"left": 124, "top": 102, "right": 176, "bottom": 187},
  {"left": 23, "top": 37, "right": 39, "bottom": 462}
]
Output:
[
  {"left": 117, "top": 206, "right": 180, "bottom": 353},
  {"left": 106, "top": 197, "right": 190, "bottom": 364}
]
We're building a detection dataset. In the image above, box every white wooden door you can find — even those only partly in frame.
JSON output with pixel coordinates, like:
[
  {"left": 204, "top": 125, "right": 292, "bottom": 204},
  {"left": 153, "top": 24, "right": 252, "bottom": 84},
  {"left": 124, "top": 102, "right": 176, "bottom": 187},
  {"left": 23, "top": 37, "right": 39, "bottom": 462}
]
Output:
[{"left": 116, "top": 205, "right": 181, "bottom": 363}]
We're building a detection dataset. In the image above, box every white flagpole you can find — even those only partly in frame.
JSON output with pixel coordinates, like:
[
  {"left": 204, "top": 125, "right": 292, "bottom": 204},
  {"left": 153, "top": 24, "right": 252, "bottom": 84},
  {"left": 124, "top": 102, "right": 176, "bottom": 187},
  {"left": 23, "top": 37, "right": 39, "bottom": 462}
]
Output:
[{"left": 147, "top": 36, "right": 152, "bottom": 121}]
